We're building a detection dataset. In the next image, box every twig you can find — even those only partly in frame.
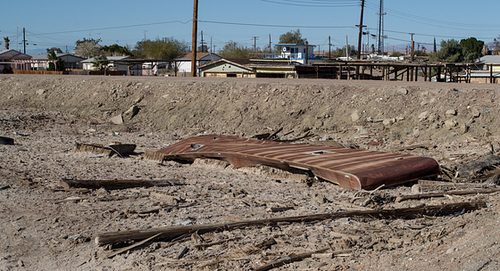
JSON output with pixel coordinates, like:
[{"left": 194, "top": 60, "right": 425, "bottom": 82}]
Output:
[
  {"left": 105, "top": 232, "right": 162, "bottom": 258},
  {"left": 396, "top": 187, "right": 500, "bottom": 202},
  {"left": 253, "top": 247, "right": 329, "bottom": 271}
]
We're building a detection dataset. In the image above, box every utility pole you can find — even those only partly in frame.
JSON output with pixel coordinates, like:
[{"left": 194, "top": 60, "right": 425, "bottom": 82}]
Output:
[
  {"left": 356, "top": 0, "right": 365, "bottom": 60},
  {"left": 252, "top": 36, "right": 258, "bottom": 51},
  {"left": 200, "top": 31, "right": 204, "bottom": 52},
  {"left": 410, "top": 33, "right": 415, "bottom": 62},
  {"left": 345, "top": 36, "right": 349, "bottom": 60},
  {"left": 191, "top": 0, "right": 198, "bottom": 77},
  {"left": 328, "top": 36, "right": 332, "bottom": 59},
  {"left": 268, "top": 34, "right": 272, "bottom": 53},
  {"left": 377, "top": 0, "right": 386, "bottom": 54},
  {"left": 23, "top": 27, "right": 26, "bottom": 54}
]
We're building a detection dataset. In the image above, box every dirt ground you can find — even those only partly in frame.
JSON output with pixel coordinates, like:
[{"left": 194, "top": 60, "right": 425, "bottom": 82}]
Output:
[{"left": 0, "top": 74, "right": 499, "bottom": 270}]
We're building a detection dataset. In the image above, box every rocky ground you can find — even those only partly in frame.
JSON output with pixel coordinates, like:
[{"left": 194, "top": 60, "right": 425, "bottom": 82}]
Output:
[{"left": 0, "top": 75, "right": 499, "bottom": 270}]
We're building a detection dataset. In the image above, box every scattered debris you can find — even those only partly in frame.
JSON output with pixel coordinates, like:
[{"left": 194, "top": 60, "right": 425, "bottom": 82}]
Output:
[
  {"left": 154, "top": 135, "right": 440, "bottom": 190},
  {"left": 75, "top": 142, "right": 136, "bottom": 157},
  {"left": 0, "top": 136, "right": 14, "bottom": 145}
]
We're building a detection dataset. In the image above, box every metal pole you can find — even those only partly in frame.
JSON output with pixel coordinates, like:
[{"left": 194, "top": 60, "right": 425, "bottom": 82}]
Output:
[
  {"left": 23, "top": 27, "right": 26, "bottom": 54},
  {"left": 357, "top": 0, "right": 365, "bottom": 60},
  {"left": 191, "top": 0, "right": 198, "bottom": 77}
]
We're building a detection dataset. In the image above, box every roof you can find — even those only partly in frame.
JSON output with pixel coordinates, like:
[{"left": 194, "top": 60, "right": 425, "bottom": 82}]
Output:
[
  {"left": 0, "top": 49, "right": 32, "bottom": 60},
  {"left": 81, "top": 56, "right": 130, "bottom": 63},
  {"left": 275, "top": 43, "right": 316, "bottom": 48},
  {"left": 198, "top": 58, "right": 253, "bottom": 71},
  {"left": 477, "top": 55, "right": 500, "bottom": 64},
  {"left": 174, "top": 52, "right": 222, "bottom": 61}
]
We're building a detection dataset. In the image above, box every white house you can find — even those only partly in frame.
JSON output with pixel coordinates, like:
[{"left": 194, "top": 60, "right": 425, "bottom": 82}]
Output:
[
  {"left": 271, "top": 43, "right": 317, "bottom": 64},
  {"left": 81, "top": 56, "right": 130, "bottom": 71},
  {"left": 173, "top": 52, "right": 222, "bottom": 76}
]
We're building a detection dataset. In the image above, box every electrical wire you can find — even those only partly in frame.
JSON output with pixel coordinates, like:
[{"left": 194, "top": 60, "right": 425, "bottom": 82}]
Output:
[
  {"left": 199, "top": 19, "right": 355, "bottom": 29},
  {"left": 259, "top": 0, "right": 360, "bottom": 7}
]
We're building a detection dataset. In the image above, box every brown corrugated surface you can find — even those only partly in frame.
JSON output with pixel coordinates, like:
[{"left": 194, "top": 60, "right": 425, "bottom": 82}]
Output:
[{"left": 156, "top": 135, "right": 440, "bottom": 190}]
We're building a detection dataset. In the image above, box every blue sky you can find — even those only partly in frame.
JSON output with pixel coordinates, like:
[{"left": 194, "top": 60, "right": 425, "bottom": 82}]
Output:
[{"left": 2, "top": 0, "right": 499, "bottom": 54}]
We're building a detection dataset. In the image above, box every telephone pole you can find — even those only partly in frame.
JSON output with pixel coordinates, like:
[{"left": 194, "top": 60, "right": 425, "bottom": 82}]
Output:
[
  {"left": 252, "top": 36, "right": 258, "bottom": 51},
  {"left": 23, "top": 27, "right": 26, "bottom": 54},
  {"left": 268, "top": 34, "right": 272, "bottom": 53},
  {"left": 410, "top": 33, "right": 415, "bottom": 62},
  {"left": 191, "top": 0, "right": 198, "bottom": 77},
  {"left": 328, "top": 36, "right": 332, "bottom": 59}
]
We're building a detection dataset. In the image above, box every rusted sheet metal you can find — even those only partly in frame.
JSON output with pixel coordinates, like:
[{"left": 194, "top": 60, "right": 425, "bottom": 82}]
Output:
[{"left": 156, "top": 135, "right": 440, "bottom": 190}]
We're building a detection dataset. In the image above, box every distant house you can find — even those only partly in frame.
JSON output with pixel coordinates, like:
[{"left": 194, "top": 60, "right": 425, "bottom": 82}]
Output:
[
  {"left": 465, "top": 55, "right": 500, "bottom": 83},
  {"left": 173, "top": 52, "right": 222, "bottom": 76},
  {"left": 0, "top": 49, "right": 32, "bottom": 73},
  {"left": 27, "top": 53, "right": 85, "bottom": 70},
  {"left": 198, "top": 58, "right": 299, "bottom": 78},
  {"left": 266, "top": 44, "right": 317, "bottom": 64},
  {"left": 81, "top": 56, "right": 130, "bottom": 72},
  {"left": 58, "top": 53, "right": 85, "bottom": 69},
  {"left": 476, "top": 55, "right": 500, "bottom": 72},
  {"left": 199, "top": 59, "right": 254, "bottom": 78}
]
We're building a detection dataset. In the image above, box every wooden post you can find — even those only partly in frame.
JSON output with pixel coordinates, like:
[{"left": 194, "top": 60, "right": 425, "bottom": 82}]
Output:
[
  {"left": 415, "top": 66, "right": 418, "bottom": 81},
  {"left": 490, "top": 64, "right": 493, "bottom": 84},
  {"left": 191, "top": 0, "right": 198, "bottom": 77}
]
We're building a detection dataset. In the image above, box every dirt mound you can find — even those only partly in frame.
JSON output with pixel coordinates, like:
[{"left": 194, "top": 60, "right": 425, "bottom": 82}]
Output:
[{"left": 1, "top": 75, "right": 499, "bottom": 140}]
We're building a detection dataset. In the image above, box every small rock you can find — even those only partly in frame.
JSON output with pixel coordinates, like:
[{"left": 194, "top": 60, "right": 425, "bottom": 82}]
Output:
[
  {"left": 413, "top": 127, "right": 420, "bottom": 138},
  {"left": 36, "top": 89, "right": 47, "bottom": 95},
  {"left": 17, "top": 260, "right": 24, "bottom": 267},
  {"left": 471, "top": 108, "right": 481, "bottom": 118},
  {"left": 123, "top": 105, "right": 140, "bottom": 120},
  {"left": 444, "top": 119, "right": 458, "bottom": 128},
  {"left": 382, "top": 118, "right": 396, "bottom": 126},
  {"left": 350, "top": 110, "right": 361, "bottom": 122},
  {"left": 398, "top": 88, "right": 408, "bottom": 95},
  {"left": 459, "top": 123, "right": 469, "bottom": 134},
  {"left": 445, "top": 109, "right": 457, "bottom": 116},
  {"left": 446, "top": 247, "right": 456, "bottom": 254},
  {"left": 418, "top": 111, "right": 428, "bottom": 122},
  {"left": 109, "top": 114, "right": 123, "bottom": 125}
]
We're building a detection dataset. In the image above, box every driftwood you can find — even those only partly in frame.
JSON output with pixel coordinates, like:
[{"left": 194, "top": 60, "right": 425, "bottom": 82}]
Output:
[
  {"left": 396, "top": 187, "right": 500, "bottom": 202},
  {"left": 95, "top": 200, "right": 485, "bottom": 247},
  {"left": 59, "top": 179, "right": 184, "bottom": 190}
]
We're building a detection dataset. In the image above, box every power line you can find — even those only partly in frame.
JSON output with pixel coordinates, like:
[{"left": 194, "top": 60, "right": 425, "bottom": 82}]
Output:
[
  {"left": 32, "top": 20, "right": 191, "bottom": 36},
  {"left": 200, "top": 19, "right": 354, "bottom": 29},
  {"left": 259, "top": 0, "right": 360, "bottom": 7}
]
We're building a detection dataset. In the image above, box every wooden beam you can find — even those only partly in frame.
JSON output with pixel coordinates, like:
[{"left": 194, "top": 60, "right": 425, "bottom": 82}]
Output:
[{"left": 96, "top": 201, "right": 486, "bottom": 247}]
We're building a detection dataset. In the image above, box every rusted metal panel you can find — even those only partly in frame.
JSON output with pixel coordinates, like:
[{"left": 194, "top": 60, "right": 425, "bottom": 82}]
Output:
[{"left": 156, "top": 135, "right": 440, "bottom": 190}]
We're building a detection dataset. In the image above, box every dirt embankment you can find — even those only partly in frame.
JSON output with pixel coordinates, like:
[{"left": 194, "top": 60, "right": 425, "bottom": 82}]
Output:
[{"left": 1, "top": 75, "right": 499, "bottom": 141}]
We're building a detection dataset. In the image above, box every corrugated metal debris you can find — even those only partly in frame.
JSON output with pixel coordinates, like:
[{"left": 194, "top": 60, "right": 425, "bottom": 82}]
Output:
[{"left": 156, "top": 135, "right": 440, "bottom": 190}]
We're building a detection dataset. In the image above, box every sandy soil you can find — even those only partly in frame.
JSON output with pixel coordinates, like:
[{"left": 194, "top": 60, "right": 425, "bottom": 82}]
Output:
[{"left": 0, "top": 75, "right": 499, "bottom": 270}]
